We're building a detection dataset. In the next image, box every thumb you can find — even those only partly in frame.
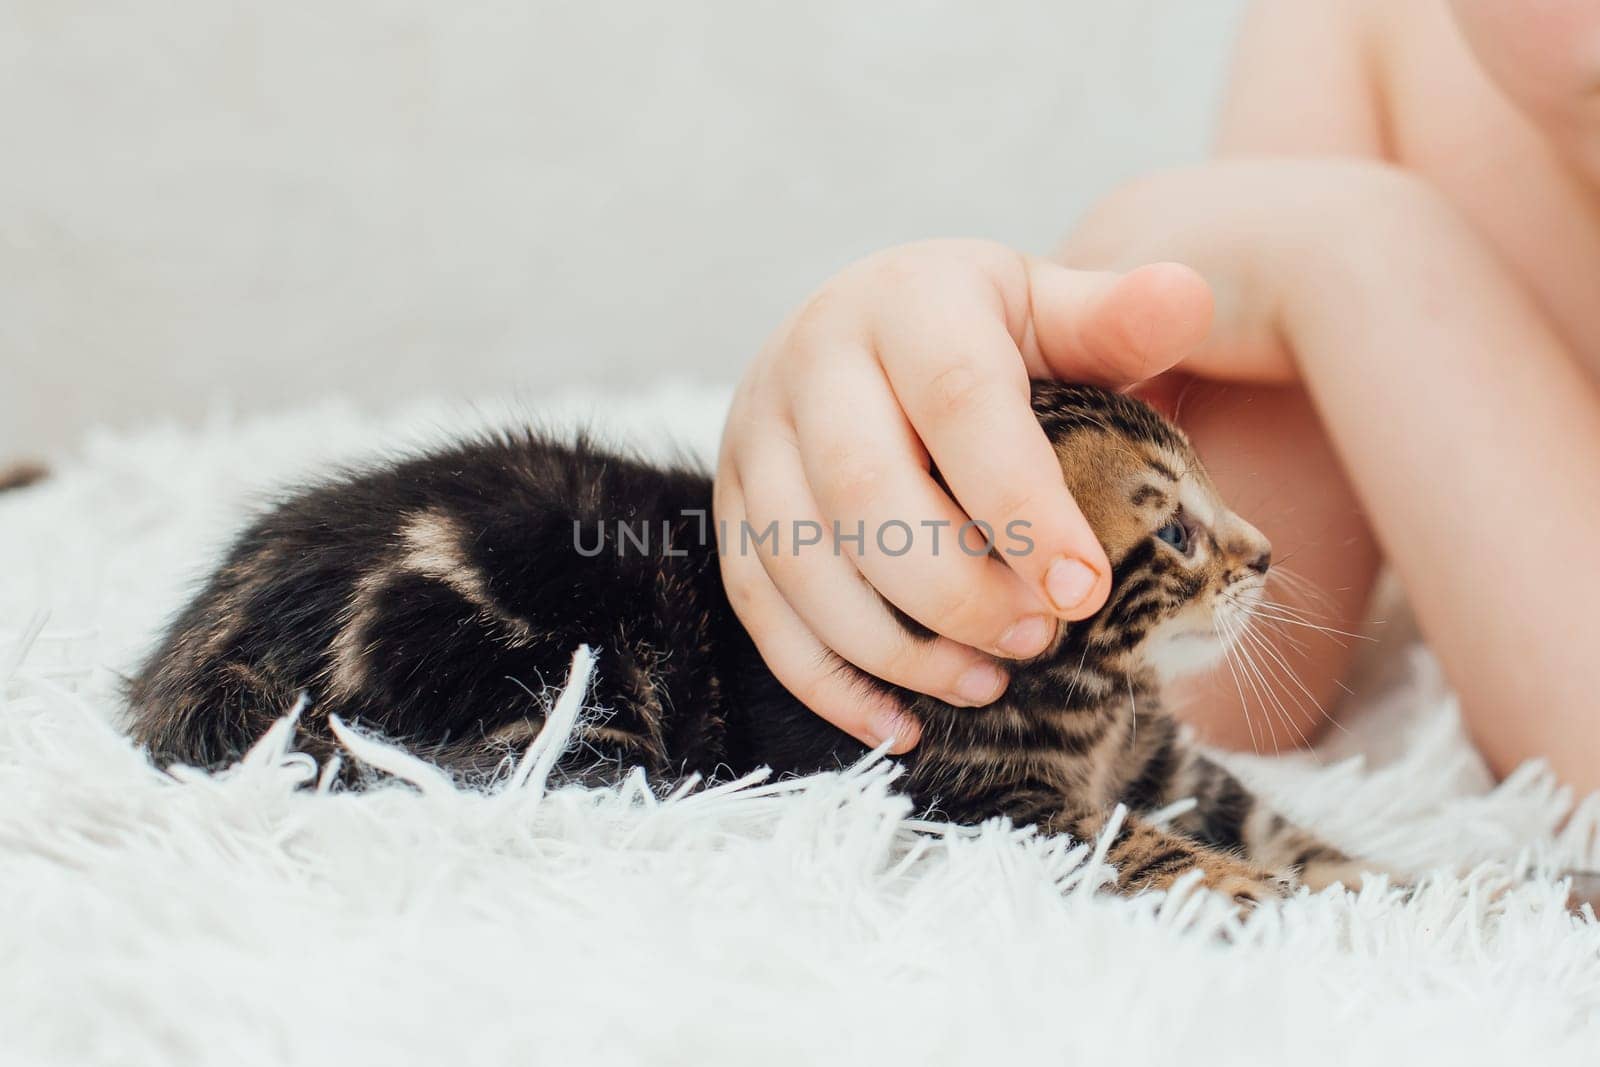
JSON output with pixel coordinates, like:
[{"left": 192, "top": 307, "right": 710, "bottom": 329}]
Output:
[{"left": 1021, "top": 260, "right": 1214, "bottom": 386}]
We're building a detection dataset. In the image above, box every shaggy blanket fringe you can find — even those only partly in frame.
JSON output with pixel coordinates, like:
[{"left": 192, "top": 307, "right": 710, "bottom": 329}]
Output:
[{"left": 2, "top": 385, "right": 1599, "bottom": 1066}]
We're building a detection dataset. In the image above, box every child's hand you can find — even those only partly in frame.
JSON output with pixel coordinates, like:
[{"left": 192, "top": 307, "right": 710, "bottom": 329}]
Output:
[{"left": 714, "top": 240, "right": 1212, "bottom": 751}]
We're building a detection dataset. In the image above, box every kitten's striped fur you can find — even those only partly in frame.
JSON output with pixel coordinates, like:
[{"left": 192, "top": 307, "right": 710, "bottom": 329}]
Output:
[{"left": 128, "top": 383, "right": 1367, "bottom": 904}]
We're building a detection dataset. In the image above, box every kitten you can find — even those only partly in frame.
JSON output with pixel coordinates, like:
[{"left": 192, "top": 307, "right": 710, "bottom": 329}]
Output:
[{"left": 128, "top": 382, "right": 1368, "bottom": 903}]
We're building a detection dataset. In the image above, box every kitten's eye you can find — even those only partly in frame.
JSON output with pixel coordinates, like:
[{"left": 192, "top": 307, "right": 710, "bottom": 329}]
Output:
[{"left": 1155, "top": 518, "right": 1189, "bottom": 554}]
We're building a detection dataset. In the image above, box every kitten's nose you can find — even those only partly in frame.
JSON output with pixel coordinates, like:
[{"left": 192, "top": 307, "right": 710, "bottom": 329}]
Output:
[{"left": 1246, "top": 547, "right": 1271, "bottom": 575}]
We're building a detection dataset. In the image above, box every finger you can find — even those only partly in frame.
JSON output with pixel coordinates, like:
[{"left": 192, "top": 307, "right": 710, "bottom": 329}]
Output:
[
  {"left": 713, "top": 468, "right": 922, "bottom": 752},
  {"left": 785, "top": 349, "right": 1068, "bottom": 647},
  {"left": 873, "top": 305, "right": 1114, "bottom": 620},
  {"left": 733, "top": 428, "right": 1015, "bottom": 707},
  {"left": 1021, "top": 260, "right": 1214, "bottom": 385}
]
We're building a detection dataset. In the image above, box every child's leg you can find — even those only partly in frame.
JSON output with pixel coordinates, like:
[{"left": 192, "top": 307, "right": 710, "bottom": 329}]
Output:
[{"left": 1147, "top": 377, "right": 1383, "bottom": 752}]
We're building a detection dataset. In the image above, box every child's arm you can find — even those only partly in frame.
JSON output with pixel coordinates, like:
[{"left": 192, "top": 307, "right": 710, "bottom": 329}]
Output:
[{"left": 1067, "top": 159, "right": 1600, "bottom": 788}]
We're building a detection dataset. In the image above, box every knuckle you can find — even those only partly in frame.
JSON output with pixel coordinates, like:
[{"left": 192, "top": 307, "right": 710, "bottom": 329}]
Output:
[
  {"left": 779, "top": 285, "right": 861, "bottom": 363},
  {"left": 788, "top": 670, "right": 854, "bottom": 725},
  {"left": 923, "top": 363, "right": 993, "bottom": 421},
  {"left": 866, "top": 241, "right": 945, "bottom": 277},
  {"left": 1325, "top": 161, "right": 1451, "bottom": 227},
  {"left": 787, "top": 295, "right": 838, "bottom": 350},
  {"left": 739, "top": 620, "right": 839, "bottom": 720},
  {"left": 921, "top": 577, "right": 993, "bottom": 638},
  {"left": 822, "top": 455, "right": 889, "bottom": 514},
  {"left": 1336, "top": 159, "right": 1428, "bottom": 201},
  {"left": 710, "top": 472, "right": 740, "bottom": 518},
  {"left": 717, "top": 553, "right": 767, "bottom": 618},
  {"left": 887, "top": 237, "right": 1009, "bottom": 273},
  {"left": 867, "top": 633, "right": 937, "bottom": 689},
  {"left": 782, "top": 667, "right": 826, "bottom": 709},
  {"left": 780, "top": 310, "right": 834, "bottom": 368},
  {"left": 985, "top": 485, "right": 1045, "bottom": 527},
  {"left": 751, "top": 534, "right": 806, "bottom": 586}
]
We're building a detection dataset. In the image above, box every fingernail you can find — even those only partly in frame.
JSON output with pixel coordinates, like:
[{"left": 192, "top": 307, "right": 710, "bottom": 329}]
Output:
[
  {"left": 870, "top": 708, "right": 919, "bottom": 753},
  {"left": 997, "top": 614, "right": 1054, "bottom": 657},
  {"left": 1046, "top": 557, "right": 1099, "bottom": 615},
  {"left": 952, "top": 662, "right": 1007, "bottom": 706}
]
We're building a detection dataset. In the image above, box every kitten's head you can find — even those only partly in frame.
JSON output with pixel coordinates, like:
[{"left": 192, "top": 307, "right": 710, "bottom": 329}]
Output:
[{"left": 1033, "top": 382, "right": 1270, "bottom": 681}]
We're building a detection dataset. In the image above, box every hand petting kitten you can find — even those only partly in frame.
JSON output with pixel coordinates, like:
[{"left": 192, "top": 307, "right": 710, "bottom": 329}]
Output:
[{"left": 715, "top": 240, "right": 1213, "bottom": 752}]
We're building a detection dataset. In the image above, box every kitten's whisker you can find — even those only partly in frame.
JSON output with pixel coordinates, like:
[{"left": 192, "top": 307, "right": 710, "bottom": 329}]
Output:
[
  {"left": 1260, "top": 585, "right": 1350, "bottom": 627},
  {"left": 1230, "top": 605, "right": 1313, "bottom": 655},
  {"left": 1236, "top": 621, "right": 1343, "bottom": 743},
  {"left": 1267, "top": 546, "right": 1307, "bottom": 571},
  {"left": 1268, "top": 566, "right": 1346, "bottom": 618},
  {"left": 1250, "top": 573, "right": 1347, "bottom": 627},
  {"left": 1230, "top": 613, "right": 1299, "bottom": 735},
  {"left": 1240, "top": 626, "right": 1323, "bottom": 758},
  {"left": 1267, "top": 555, "right": 1345, "bottom": 616},
  {"left": 1223, "top": 614, "right": 1281, "bottom": 756},
  {"left": 1239, "top": 604, "right": 1372, "bottom": 644},
  {"left": 1214, "top": 616, "right": 1253, "bottom": 750},
  {"left": 1171, "top": 376, "right": 1203, "bottom": 422},
  {"left": 1230, "top": 622, "right": 1294, "bottom": 755},
  {"left": 1126, "top": 672, "right": 1137, "bottom": 751},
  {"left": 1218, "top": 592, "right": 1354, "bottom": 744},
  {"left": 1245, "top": 618, "right": 1352, "bottom": 737},
  {"left": 1062, "top": 642, "right": 1093, "bottom": 708},
  {"left": 1218, "top": 615, "right": 1264, "bottom": 757},
  {"left": 1259, "top": 620, "right": 1313, "bottom": 656},
  {"left": 1248, "top": 616, "right": 1363, "bottom": 644},
  {"left": 1218, "top": 591, "right": 1322, "bottom": 653},
  {"left": 1251, "top": 598, "right": 1336, "bottom": 627},
  {"left": 1239, "top": 625, "right": 1322, "bottom": 712}
]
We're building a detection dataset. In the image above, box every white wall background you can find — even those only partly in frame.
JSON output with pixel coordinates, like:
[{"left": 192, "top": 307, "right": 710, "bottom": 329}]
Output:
[{"left": 1, "top": 0, "right": 1245, "bottom": 457}]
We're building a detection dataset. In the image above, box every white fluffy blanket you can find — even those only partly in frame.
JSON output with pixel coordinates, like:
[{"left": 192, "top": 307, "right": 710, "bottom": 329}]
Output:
[{"left": 3, "top": 385, "right": 1598, "bottom": 1066}]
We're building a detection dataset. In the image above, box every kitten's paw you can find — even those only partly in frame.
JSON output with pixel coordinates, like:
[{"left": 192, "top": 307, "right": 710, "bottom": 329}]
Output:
[
  {"left": 1211, "top": 869, "right": 1295, "bottom": 909},
  {"left": 1298, "top": 857, "right": 1397, "bottom": 894},
  {"left": 1561, "top": 870, "right": 1600, "bottom": 917},
  {"left": 1158, "top": 854, "right": 1291, "bottom": 909}
]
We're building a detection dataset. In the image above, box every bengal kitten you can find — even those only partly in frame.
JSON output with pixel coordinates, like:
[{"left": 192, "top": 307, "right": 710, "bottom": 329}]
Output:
[{"left": 129, "top": 382, "right": 1369, "bottom": 904}]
